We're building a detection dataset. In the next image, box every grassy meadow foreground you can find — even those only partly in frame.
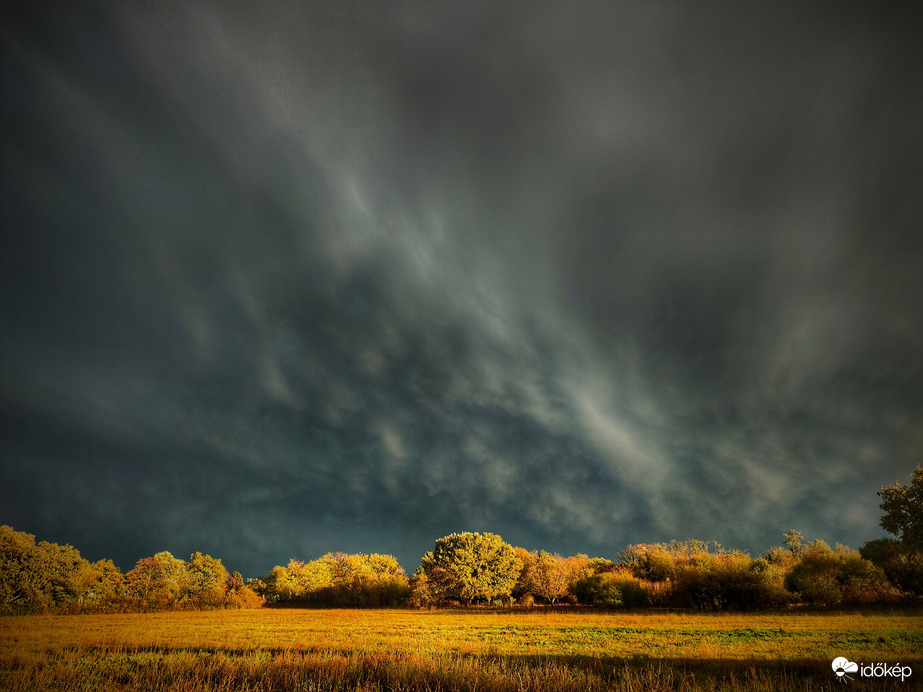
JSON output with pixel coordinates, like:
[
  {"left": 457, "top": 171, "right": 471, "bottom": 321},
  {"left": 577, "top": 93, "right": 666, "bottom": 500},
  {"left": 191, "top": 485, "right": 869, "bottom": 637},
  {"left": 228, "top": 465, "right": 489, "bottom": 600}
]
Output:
[{"left": 2, "top": 609, "right": 922, "bottom": 691}]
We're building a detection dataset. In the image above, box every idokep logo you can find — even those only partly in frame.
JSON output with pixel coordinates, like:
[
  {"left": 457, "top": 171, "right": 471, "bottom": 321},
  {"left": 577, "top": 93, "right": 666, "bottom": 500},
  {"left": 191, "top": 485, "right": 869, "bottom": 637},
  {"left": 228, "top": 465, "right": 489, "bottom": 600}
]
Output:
[
  {"left": 833, "top": 656, "right": 859, "bottom": 680},
  {"left": 832, "top": 657, "right": 859, "bottom": 681},
  {"left": 832, "top": 657, "right": 913, "bottom": 683}
]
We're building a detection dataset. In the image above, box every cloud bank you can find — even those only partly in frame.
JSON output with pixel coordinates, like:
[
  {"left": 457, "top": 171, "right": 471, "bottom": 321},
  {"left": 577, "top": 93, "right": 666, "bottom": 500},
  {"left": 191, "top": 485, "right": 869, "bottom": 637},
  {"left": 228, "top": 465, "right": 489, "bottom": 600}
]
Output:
[{"left": 1, "top": 0, "right": 921, "bottom": 575}]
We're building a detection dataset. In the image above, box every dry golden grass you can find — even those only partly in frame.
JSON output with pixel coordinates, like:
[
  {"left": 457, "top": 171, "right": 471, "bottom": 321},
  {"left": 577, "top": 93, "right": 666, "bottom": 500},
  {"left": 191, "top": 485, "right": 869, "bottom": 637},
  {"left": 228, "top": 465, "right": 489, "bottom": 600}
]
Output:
[{"left": 2, "top": 608, "right": 921, "bottom": 690}]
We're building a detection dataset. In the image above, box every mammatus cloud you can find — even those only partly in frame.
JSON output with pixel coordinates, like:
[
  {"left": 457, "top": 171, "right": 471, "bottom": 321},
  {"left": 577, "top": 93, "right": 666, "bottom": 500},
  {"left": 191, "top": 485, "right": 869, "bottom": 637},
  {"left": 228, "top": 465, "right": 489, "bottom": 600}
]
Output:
[{"left": 1, "top": 1, "right": 921, "bottom": 575}]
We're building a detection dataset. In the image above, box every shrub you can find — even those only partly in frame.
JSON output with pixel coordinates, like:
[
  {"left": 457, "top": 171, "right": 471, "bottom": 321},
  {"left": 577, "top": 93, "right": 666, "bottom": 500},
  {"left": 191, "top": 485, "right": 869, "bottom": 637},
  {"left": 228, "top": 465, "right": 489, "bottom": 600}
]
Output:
[
  {"left": 621, "top": 543, "right": 790, "bottom": 610},
  {"left": 225, "top": 585, "right": 264, "bottom": 609},
  {"left": 575, "top": 570, "right": 648, "bottom": 608},
  {"left": 785, "top": 544, "right": 892, "bottom": 606},
  {"left": 620, "top": 544, "right": 677, "bottom": 582},
  {"left": 860, "top": 538, "right": 923, "bottom": 597}
]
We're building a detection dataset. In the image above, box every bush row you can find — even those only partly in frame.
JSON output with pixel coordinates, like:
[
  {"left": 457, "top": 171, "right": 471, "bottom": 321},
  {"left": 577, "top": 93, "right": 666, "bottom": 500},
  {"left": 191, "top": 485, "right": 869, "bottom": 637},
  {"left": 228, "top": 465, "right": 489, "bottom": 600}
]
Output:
[
  {"left": 3, "top": 524, "right": 921, "bottom": 614},
  {"left": 570, "top": 540, "right": 911, "bottom": 610}
]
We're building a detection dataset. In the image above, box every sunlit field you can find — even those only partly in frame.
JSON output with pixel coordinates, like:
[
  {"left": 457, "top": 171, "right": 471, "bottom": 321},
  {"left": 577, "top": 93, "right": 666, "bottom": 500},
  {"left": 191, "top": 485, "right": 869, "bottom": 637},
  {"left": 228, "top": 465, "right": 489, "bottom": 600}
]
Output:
[{"left": 2, "top": 608, "right": 922, "bottom": 691}]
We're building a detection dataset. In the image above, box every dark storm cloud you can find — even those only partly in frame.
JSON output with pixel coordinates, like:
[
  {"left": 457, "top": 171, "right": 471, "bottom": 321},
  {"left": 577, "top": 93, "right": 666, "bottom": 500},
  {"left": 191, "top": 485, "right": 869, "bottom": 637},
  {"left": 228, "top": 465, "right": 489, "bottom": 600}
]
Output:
[{"left": 2, "top": 0, "right": 921, "bottom": 576}]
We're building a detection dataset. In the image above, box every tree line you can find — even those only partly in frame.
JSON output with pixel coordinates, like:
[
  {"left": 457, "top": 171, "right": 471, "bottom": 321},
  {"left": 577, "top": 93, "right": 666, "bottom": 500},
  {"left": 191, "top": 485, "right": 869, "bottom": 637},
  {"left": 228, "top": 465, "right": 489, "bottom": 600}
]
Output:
[
  {"left": 2, "top": 466, "right": 921, "bottom": 614},
  {"left": 0, "top": 527, "right": 262, "bottom": 615}
]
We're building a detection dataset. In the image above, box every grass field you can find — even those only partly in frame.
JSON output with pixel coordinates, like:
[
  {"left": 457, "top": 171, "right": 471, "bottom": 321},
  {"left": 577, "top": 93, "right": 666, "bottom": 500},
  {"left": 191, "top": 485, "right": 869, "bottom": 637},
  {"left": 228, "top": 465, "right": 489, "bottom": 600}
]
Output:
[{"left": 2, "top": 608, "right": 922, "bottom": 690}]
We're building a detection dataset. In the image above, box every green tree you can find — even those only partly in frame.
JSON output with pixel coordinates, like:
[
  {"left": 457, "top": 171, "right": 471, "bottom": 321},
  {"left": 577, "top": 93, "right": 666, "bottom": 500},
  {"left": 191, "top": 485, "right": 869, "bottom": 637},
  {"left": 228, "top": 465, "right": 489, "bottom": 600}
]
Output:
[
  {"left": 263, "top": 564, "right": 297, "bottom": 601},
  {"left": 83, "top": 559, "right": 125, "bottom": 611},
  {"left": 511, "top": 547, "right": 537, "bottom": 601},
  {"left": 36, "top": 540, "right": 98, "bottom": 611},
  {"left": 258, "top": 553, "right": 408, "bottom": 606},
  {"left": 577, "top": 570, "right": 649, "bottom": 608},
  {"left": 289, "top": 557, "right": 334, "bottom": 600},
  {"left": 529, "top": 551, "right": 571, "bottom": 604},
  {"left": 224, "top": 571, "right": 263, "bottom": 609},
  {"left": 670, "top": 551, "right": 786, "bottom": 611},
  {"left": 860, "top": 538, "right": 923, "bottom": 597},
  {"left": 0, "top": 525, "right": 51, "bottom": 613},
  {"left": 620, "top": 544, "right": 677, "bottom": 582},
  {"left": 583, "top": 556, "right": 615, "bottom": 574},
  {"left": 226, "top": 571, "right": 245, "bottom": 593},
  {"left": 324, "top": 553, "right": 409, "bottom": 606},
  {"left": 418, "top": 532, "right": 522, "bottom": 604},
  {"left": 185, "top": 552, "right": 229, "bottom": 608},
  {"left": 879, "top": 465, "right": 923, "bottom": 549},
  {"left": 783, "top": 530, "right": 804, "bottom": 557},
  {"left": 0, "top": 526, "right": 97, "bottom": 614},
  {"left": 785, "top": 542, "right": 890, "bottom": 606},
  {"left": 258, "top": 558, "right": 330, "bottom": 602},
  {"left": 409, "top": 565, "right": 454, "bottom": 607},
  {"left": 126, "top": 552, "right": 187, "bottom": 610}
]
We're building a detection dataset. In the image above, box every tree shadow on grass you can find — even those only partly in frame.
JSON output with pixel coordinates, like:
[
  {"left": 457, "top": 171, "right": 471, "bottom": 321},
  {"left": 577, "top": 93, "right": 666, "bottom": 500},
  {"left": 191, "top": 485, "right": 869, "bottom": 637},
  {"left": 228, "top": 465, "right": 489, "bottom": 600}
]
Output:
[{"left": 17, "top": 645, "right": 923, "bottom": 691}]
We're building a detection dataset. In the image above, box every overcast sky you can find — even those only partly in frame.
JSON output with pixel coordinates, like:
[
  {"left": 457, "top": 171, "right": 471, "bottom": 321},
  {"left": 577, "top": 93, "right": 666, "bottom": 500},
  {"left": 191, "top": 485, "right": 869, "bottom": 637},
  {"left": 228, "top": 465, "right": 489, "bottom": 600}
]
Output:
[{"left": 2, "top": 1, "right": 922, "bottom": 578}]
